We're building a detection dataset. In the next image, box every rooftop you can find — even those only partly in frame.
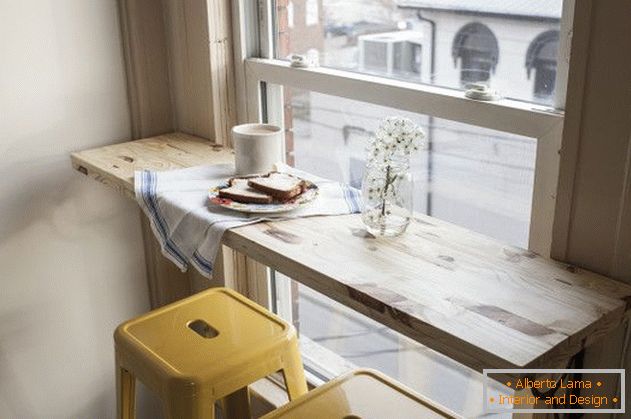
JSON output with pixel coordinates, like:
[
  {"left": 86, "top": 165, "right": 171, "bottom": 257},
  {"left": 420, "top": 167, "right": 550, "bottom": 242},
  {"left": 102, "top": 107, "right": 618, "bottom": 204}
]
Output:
[{"left": 396, "top": 0, "right": 562, "bottom": 20}]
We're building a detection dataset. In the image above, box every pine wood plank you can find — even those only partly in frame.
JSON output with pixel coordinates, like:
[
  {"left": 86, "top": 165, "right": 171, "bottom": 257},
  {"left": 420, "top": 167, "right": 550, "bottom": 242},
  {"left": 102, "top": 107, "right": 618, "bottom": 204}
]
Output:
[
  {"left": 117, "top": 0, "right": 175, "bottom": 139},
  {"left": 207, "top": 0, "right": 238, "bottom": 145},
  {"left": 224, "top": 216, "right": 631, "bottom": 374},
  {"left": 163, "top": 0, "right": 216, "bottom": 140},
  {"left": 71, "top": 133, "right": 631, "bottom": 376},
  {"left": 70, "top": 132, "right": 234, "bottom": 199}
]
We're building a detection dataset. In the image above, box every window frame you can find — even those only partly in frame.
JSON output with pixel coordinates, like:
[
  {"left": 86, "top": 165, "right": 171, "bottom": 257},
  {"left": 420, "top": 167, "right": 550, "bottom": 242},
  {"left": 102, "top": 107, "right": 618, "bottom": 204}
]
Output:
[
  {"left": 234, "top": 0, "right": 574, "bottom": 257},
  {"left": 229, "top": 0, "right": 576, "bottom": 392}
]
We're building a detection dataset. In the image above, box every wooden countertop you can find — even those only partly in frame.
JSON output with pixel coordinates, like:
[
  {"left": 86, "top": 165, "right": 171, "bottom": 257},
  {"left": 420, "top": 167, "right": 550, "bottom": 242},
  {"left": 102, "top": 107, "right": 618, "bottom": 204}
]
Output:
[
  {"left": 71, "top": 132, "right": 235, "bottom": 199},
  {"left": 72, "top": 132, "right": 631, "bottom": 375}
]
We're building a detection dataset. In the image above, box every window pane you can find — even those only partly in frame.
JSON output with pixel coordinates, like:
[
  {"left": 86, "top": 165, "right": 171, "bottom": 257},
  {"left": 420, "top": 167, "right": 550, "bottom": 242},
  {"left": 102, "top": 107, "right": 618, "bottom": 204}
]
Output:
[
  {"left": 282, "top": 88, "right": 536, "bottom": 248},
  {"left": 272, "top": 273, "right": 513, "bottom": 417},
  {"left": 274, "top": 85, "right": 529, "bottom": 412},
  {"left": 274, "top": 0, "right": 563, "bottom": 106}
]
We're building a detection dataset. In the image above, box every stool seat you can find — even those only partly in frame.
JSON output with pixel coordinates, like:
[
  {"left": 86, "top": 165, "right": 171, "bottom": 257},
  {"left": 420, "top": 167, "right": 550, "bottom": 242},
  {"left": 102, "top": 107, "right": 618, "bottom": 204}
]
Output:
[
  {"left": 115, "top": 287, "right": 307, "bottom": 418},
  {"left": 261, "top": 369, "right": 459, "bottom": 419},
  {"left": 118, "top": 288, "right": 286, "bottom": 382}
]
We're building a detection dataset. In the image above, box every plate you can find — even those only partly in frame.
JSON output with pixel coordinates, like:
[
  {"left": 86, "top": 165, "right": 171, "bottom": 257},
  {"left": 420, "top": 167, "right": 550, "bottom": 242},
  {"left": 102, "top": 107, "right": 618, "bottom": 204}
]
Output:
[{"left": 209, "top": 178, "right": 319, "bottom": 214}]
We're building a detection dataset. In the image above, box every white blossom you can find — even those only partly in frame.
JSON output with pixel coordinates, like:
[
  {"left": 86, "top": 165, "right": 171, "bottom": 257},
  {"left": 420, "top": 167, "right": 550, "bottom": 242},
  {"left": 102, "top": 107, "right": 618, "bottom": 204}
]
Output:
[
  {"left": 362, "top": 117, "right": 426, "bottom": 228},
  {"left": 366, "top": 117, "right": 425, "bottom": 166}
]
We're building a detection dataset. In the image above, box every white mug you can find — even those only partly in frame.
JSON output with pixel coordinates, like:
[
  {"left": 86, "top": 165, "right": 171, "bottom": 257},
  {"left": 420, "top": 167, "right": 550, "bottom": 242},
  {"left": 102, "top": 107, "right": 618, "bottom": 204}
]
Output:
[{"left": 232, "top": 123, "right": 283, "bottom": 175}]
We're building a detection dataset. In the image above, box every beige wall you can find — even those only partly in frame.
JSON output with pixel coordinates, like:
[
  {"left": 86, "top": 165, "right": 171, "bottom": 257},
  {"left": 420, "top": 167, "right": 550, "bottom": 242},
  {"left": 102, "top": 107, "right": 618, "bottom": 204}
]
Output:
[
  {"left": 0, "top": 1, "right": 153, "bottom": 417},
  {"left": 555, "top": 0, "right": 631, "bottom": 282}
]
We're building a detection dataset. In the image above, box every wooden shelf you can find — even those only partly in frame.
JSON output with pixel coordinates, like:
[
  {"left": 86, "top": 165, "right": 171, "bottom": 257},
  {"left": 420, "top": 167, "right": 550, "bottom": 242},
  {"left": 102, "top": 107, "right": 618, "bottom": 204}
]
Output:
[
  {"left": 72, "top": 132, "right": 631, "bottom": 376},
  {"left": 71, "top": 132, "right": 234, "bottom": 199}
]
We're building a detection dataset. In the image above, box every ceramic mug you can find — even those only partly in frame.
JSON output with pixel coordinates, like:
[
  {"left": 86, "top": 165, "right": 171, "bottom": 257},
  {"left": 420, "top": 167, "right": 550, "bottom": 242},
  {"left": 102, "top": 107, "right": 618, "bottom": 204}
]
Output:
[{"left": 232, "top": 123, "right": 283, "bottom": 175}]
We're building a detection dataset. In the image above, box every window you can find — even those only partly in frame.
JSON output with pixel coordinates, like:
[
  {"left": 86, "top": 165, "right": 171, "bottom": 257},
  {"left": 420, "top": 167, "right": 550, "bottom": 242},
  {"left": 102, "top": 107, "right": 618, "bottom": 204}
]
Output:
[
  {"left": 358, "top": 32, "right": 424, "bottom": 79},
  {"left": 452, "top": 23, "right": 498, "bottom": 86},
  {"left": 276, "top": 89, "right": 537, "bottom": 411},
  {"left": 286, "top": 88, "right": 536, "bottom": 247},
  {"left": 273, "top": 0, "right": 564, "bottom": 105},
  {"left": 233, "top": 0, "right": 571, "bottom": 414},
  {"left": 526, "top": 30, "right": 560, "bottom": 102},
  {"left": 410, "top": 43, "right": 422, "bottom": 74}
]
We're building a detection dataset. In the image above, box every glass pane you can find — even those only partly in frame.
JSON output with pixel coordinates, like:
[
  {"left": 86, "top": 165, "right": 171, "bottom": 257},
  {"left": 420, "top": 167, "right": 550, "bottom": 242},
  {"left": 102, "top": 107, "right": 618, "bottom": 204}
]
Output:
[
  {"left": 283, "top": 88, "right": 536, "bottom": 248},
  {"left": 273, "top": 273, "right": 513, "bottom": 417},
  {"left": 274, "top": 0, "right": 562, "bottom": 106}
]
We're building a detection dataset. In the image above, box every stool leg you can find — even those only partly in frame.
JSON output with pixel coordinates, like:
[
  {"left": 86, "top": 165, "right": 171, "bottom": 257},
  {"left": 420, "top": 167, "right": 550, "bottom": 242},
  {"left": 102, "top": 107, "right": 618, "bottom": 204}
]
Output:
[
  {"left": 282, "top": 347, "right": 308, "bottom": 400},
  {"left": 116, "top": 366, "right": 135, "bottom": 419},
  {"left": 222, "top": 387, "right": 251, "bottom": 419},
  {"left": 164, "top": 396, "right": 215, "bottom": 419}
]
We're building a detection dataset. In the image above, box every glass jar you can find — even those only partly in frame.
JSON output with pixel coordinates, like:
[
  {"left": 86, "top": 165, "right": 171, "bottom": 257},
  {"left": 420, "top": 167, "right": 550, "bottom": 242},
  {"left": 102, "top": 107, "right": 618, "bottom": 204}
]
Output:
[{"left": 361, "top": 158, "right": 413, "bottom": 236}]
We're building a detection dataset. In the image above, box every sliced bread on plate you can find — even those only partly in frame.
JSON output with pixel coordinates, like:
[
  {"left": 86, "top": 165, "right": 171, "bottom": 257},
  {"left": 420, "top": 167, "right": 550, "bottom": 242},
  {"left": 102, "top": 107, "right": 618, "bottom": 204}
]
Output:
[
  {"left": 247, "top": 172, "right": 305, "bottom": 200},
  {"left": 218, "top": 179, "right": 273, "bottom": 204}
]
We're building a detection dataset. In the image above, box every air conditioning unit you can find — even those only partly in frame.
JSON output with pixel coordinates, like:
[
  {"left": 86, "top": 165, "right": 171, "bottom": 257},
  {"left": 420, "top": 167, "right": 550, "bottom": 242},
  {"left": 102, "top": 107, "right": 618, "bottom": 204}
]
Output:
[{"left": 358, "top": 30, "right": 423, "bottom": 78}]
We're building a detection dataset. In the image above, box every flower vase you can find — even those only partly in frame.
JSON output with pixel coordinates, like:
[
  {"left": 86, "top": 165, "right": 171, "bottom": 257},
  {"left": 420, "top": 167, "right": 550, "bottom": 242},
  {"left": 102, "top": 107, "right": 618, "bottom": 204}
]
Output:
[{"left": 361, "top": 159, "right": 413, "bottom": 236}]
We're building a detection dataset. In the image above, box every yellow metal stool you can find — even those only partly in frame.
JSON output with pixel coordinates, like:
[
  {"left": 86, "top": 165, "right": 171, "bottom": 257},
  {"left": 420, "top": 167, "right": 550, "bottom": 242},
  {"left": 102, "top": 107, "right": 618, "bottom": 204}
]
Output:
[
  {"left": 114, "top": 287, "right": 308, "bottom": 419},
  {"left": 261, "top": 369, "right": 460, "bottom": 419}
]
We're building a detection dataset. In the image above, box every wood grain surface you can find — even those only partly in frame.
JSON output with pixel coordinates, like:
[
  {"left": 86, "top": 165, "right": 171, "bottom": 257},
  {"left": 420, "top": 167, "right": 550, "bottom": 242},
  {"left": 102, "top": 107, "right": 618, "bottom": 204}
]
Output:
[
  {"left": 71, "top": 133, "right": 631, "bottom": 375},
  {"left": 224, "top": 215, "right": 631, "bottom": 374},
  {"left": 70, "top": 132, "right": 234, "bottom": 199}
]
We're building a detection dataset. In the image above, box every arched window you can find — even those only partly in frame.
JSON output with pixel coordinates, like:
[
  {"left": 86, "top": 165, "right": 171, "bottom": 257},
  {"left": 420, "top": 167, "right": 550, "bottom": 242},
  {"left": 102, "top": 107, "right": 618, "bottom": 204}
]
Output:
[
  {"left": 452, "top": 23, "right": 499, "bottom": 86},
  {"left": 526, "top": 30, "right": 559, "bottom": 101}
]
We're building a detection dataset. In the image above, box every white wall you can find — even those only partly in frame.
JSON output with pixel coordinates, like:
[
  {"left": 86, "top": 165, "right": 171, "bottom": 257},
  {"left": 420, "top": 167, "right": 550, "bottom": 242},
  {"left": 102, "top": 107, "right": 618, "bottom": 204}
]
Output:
[{"left": 0, "top": 1, "right": 152, "bottom": 417}]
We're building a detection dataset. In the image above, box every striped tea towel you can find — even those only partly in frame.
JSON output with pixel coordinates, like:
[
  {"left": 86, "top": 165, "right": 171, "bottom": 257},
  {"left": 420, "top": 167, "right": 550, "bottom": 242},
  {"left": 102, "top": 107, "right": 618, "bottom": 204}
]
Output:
[{"left": 135, "top": 163, "right": 361, "bottom": 278}]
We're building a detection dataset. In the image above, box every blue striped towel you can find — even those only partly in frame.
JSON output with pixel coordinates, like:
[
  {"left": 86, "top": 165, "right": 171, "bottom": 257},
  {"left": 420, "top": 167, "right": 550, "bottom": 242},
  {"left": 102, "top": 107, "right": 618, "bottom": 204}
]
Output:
[{"left": 135, "top": 163, "right": 361, "bottom": 278}]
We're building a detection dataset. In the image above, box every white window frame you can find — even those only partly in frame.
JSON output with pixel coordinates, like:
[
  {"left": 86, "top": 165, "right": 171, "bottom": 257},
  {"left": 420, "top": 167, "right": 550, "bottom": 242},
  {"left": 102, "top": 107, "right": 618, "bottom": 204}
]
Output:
[
  {"left": 230, "top": 0, "right": 576, "bottom": 392},
  {"left": 234, "top": 0, "right": 574, "bottom": 257}
]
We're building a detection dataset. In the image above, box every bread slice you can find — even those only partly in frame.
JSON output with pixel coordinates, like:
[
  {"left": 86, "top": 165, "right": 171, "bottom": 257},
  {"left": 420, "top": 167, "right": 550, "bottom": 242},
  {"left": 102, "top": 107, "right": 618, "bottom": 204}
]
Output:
[
  {"left": 218, "top": 179, "right": 273, "bottom": 204},
  {"left": 247, "top": 172, "right": 305, "bottom": 200}
]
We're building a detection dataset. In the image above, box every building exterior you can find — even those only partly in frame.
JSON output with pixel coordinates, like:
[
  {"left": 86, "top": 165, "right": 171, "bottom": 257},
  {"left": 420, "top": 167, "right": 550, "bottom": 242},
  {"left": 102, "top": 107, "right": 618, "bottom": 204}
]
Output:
[{"left": 397, "top": 0, "right": 562, "bottom": 104}]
